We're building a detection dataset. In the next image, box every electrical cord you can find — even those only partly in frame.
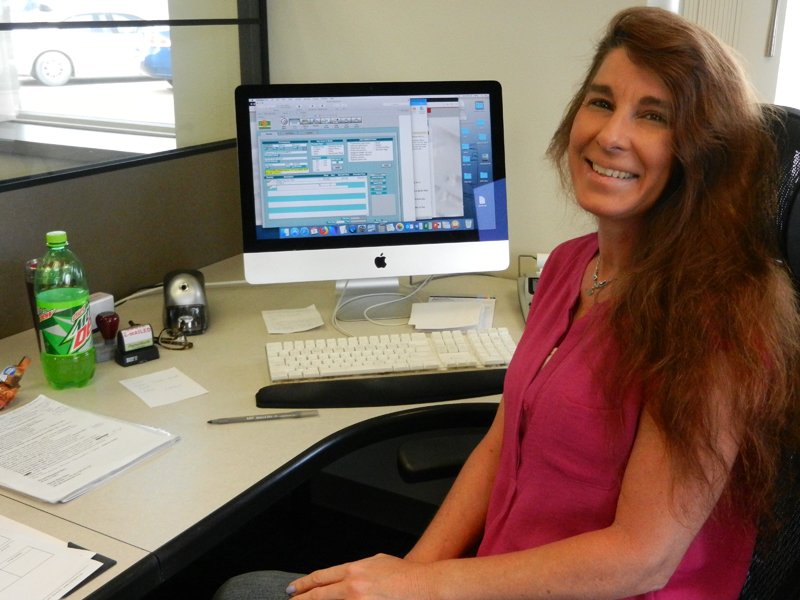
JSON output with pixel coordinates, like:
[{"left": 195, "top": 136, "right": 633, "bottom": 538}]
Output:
[
  {"left": 330, "top": 276, "right": 433, "bottom": 336},
  {"left": 114, "top": 279, "right": 248, "bottom": 307}
]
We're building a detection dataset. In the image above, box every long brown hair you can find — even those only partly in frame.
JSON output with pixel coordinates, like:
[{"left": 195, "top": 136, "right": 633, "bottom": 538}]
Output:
[{"left": 548, "top": 7, "right": 800, "bottom": 519}]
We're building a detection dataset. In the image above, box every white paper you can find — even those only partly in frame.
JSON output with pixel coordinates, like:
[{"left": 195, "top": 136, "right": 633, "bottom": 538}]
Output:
[
  {"left": 0, "top": 514, "right": 103, "bottom": 600},
  {"left": 427, "top": 296, "right": 496, "bottom": 329},
  {"left": 409, "top": 297, "right": 496, "bottom": 330},
  {"left": 0, "top": 395, "right": 179, "bottom": 503},
  {"left": 262, "top": 304, "right": 324, "bottom": 334},
  {"left": 120, "top": 367, "right": 208, "bottom": 407}
]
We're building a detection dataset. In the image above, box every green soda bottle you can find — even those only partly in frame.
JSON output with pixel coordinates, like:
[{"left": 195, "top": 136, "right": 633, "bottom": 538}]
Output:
[{"left": 34, "top": 231, "right": 96, "bottom": 389}]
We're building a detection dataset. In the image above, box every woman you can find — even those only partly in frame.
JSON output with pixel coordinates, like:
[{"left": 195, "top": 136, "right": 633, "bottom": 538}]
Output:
[{"left": 215, "top": 7, "right": 800, "bottom": 599}]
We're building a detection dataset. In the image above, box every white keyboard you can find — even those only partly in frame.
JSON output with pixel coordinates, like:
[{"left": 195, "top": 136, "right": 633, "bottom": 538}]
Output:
[{"left": 265, "top": 327, "right": 518, "bottom": 382}]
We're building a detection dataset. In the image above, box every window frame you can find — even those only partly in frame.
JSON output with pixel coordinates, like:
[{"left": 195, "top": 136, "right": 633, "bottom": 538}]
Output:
[{"left": 0, "top": 0, "right": 268, "bottom": 193}]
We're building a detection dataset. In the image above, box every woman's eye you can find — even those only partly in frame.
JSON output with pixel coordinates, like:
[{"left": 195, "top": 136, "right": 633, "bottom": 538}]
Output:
[
  {"left": 587, "top": 97, "right": 612, "bottom": 110},
  {"left": 642, "top": 111, "right": 669, "bottom": 125}
]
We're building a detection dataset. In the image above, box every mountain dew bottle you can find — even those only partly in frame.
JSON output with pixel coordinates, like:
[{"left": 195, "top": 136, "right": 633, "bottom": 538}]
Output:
[{"left": 34, "top": 231, "right": 95, "bottom": 389}]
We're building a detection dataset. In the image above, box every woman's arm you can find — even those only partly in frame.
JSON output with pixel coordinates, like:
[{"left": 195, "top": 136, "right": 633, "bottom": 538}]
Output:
[
  {"left": 404, "top": 400, "right": 506, "bottom": 563},
  {"left": 289, "top": 398, "right": 740, "bottom": 600}
]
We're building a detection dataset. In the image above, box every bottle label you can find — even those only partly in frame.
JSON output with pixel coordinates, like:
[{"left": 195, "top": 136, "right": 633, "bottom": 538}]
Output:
[{"left": 37, "top": 295, "right": 94, "bottom": 356}]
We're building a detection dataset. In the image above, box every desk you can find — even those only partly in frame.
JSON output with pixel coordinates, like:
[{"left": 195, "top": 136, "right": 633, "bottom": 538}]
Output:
[{"left": 0, "top": 256, "right": 524, "bottom": 599}]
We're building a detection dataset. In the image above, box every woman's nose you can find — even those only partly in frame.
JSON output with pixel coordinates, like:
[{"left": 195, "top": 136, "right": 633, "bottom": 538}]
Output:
[{"left": 595, "top": 112, "right": 630, "bottom": 151}]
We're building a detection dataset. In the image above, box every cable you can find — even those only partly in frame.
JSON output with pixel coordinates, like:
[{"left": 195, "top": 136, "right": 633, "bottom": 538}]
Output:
[
  {"left": 330, "top": 276, "right": 433, "bottom": 335},
  {"left": 362, "top": 275, "right": 432, "bottom": 324},
  {"left": 114, "top": 285, "right": 161, "bottom": 307},
  {"left": 114, "top": 278, "right": 249, "bottom": 307}
]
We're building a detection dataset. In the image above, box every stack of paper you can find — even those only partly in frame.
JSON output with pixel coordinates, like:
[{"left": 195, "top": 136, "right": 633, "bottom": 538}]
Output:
[
  {"left": 0, "top": 395, "right": 179, "bottom": 503},
  {"left": 409, "top": 296, "right": 496, "bottom": 330},
  {"left": 0, "top": 514, "right": 108, "bottom": 600}
]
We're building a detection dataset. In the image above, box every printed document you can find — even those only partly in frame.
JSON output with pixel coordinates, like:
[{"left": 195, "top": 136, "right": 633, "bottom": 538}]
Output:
[
  {"left": 0, "top": 395, "right": 179, "bottom": 503},
  {"left": 0, "top": 514, "right": 103, "bottom": 600}
]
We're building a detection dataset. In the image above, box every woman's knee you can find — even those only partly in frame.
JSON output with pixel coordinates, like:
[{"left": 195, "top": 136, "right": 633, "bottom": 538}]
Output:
[{"left": 213, "top": 570, "right": 304, "bottom": 600}]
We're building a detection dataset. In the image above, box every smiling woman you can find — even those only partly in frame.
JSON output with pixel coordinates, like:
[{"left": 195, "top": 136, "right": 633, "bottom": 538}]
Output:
[
  {"left": 0, "top": 0, "right": 266, "bottom": 189},
  {"left": 567, "top": 48, "right": 675, "bottom": 229}
]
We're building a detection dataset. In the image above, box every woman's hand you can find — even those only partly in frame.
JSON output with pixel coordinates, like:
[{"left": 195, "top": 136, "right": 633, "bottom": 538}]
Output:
[{"left": 287, "top": 554, "right": 434, "bottom": 600}]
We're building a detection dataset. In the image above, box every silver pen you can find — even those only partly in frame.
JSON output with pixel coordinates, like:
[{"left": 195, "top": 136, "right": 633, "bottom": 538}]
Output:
[{"left": 207, "top": 409, "right": 319, "bottom": 425}]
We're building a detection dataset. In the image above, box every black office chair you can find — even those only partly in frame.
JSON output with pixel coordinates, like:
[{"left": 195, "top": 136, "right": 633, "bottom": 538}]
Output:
[
  {"left": 772, "top": 104, "right": 800, "bottom": 279},
  {"left": 737, "top": 104, "right": 800, "bottom": 600}
]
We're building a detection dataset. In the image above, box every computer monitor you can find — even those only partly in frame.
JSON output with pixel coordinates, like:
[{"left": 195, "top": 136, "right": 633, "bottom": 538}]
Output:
[{"left": 235, "top": 80, "right": 509, "bottom": 318}]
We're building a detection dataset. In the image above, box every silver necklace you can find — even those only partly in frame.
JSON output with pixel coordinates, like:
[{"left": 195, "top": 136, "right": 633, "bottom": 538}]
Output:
[{"left": 587, "top": 256, "right": 613, "bottom": 297}]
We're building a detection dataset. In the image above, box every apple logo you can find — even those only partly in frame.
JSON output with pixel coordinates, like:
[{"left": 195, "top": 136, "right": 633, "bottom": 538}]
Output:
[{"left": 374, "top": 253, "right": 387, "bottom": 269}]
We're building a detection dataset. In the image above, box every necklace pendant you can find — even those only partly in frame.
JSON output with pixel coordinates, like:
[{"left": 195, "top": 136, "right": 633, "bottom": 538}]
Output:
[{"left": 587, "top": 255, "right": 613, "bottom": 299}]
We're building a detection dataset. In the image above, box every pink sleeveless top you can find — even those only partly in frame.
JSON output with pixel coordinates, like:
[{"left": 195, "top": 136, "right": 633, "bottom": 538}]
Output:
[{"left": 477, "top": 233, "right": 755, "bottom": 599}]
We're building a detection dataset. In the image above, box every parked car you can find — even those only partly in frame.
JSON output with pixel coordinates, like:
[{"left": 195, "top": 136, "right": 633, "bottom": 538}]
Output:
[
  {"left": 12, "top": 12, "right": 148, "bottom": 86},
  {"left": 140, "top": 28, "right": 172, "bottom": 83}
]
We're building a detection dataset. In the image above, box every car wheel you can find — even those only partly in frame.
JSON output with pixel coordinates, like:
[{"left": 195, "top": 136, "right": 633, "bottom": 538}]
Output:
[{"left": 33, "top": 51, "right": 72, "bottom": 86}]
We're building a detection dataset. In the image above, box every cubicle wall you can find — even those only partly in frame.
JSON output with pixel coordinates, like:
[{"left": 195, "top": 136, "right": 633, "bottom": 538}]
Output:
[{"left": 0, "top": 146, "right": 242, "bottom": 338}]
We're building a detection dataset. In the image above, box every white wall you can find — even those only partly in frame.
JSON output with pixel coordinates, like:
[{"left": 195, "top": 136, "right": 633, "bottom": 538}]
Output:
[{"left": 266, "top": 0, "right": 643, "bottom": 275}]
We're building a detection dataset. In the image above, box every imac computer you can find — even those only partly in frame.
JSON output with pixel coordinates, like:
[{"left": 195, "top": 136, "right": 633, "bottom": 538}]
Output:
[{"left": 234, "top": 80, "right": 509, "bottom": 319}]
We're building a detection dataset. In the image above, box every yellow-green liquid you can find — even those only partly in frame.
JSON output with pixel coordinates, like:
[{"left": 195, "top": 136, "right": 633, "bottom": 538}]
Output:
[{"left": 37, "top": 287, "right": 95, "bottom": 388}]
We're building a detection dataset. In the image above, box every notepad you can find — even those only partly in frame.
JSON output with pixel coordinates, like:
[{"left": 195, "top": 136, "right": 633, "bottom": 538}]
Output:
[{"left": 0, "top": 395, "right": 179, "bottom": 503}]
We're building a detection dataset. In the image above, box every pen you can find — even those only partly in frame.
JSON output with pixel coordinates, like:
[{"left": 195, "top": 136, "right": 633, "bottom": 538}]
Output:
[{"left": 207, "top": 409, "right": 319, "bottom": 425}]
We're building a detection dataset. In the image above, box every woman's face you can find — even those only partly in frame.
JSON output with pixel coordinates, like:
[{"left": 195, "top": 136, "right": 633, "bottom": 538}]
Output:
[{"left": 568, "top": 48, "right": 675, "bottom": 228}]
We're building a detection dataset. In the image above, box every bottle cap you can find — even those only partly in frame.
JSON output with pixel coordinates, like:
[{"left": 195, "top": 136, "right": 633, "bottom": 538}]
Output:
[{"left": 46, "top": 231, "right": 68, "bottom": 246}]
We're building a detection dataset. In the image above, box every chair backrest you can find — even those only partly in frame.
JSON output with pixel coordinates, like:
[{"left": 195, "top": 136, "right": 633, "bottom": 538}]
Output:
[
  {"left": 738, "top": 104, "right": 800, "bottom": 600},
  {"left": 772, "top": 105, "right": 800, "bottom": 278}
]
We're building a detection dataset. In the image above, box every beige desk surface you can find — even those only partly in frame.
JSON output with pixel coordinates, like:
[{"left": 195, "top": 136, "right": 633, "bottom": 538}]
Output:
[{"left": 0, "top": 256, "right": 524, "bottom": 598}]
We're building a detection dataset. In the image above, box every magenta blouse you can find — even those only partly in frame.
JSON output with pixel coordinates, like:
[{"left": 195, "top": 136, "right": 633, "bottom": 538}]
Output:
[{"left": 477, "top": 233, "right": 755, "bottom": 599}]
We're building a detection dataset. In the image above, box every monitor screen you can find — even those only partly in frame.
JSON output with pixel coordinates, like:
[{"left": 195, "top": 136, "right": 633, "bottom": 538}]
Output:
[{"left": 235, "top": 80, "right": 509, "bottom": 288}]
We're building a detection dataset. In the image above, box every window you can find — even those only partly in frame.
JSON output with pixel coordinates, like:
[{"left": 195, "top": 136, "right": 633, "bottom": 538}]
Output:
[
  {"left": 776, "top": 0, "right": 800, "bottom": 108},
  {"left": 0, "top": 0, "right": 266, "bottom": 190}
]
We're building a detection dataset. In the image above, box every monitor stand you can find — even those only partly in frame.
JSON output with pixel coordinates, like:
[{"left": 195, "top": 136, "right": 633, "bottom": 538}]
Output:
[{"left": 334, "top": 277, "right": 415, "bottom": 321}]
